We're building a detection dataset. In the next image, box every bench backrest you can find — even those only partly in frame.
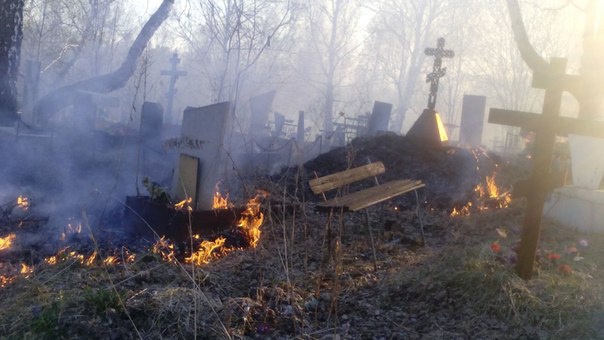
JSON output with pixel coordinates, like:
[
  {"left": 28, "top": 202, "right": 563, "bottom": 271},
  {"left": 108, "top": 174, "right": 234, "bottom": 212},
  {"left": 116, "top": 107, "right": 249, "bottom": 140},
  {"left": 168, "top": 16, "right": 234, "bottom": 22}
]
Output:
[{"left": 309, "top": 161, "right": 385, "bottom": 194}]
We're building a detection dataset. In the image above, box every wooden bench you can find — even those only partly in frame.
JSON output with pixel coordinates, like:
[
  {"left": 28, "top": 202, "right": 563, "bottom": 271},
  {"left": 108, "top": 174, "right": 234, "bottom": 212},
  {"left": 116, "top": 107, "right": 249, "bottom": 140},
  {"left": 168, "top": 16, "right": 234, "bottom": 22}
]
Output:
[{"left": 309, "top": 161, "right": 426, "bottom": 268}]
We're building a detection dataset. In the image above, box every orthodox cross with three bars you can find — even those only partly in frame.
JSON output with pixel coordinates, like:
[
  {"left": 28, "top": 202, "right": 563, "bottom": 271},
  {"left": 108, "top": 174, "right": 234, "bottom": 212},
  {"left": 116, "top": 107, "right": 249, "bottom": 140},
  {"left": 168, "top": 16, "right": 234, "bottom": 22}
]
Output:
[
  {"left": 488, "top": 57, "right": 604, "bottom": 280},
  {"left": 424, "top": 37, "right": 454, "bottom": 110},
  {"left": 161, "top": 52, "right": 187, "bottom": 122}
]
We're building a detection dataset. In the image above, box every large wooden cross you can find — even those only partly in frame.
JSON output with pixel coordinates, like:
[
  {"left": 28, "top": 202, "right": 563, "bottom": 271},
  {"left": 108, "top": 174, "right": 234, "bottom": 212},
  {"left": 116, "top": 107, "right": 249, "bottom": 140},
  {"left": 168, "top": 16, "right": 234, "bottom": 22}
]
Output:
[
  {"left": 489, "top": 58, "right": 604, "bottom": 279},
  {"left": 161, "top": 52, "right": 187, "bottom": 123},
  {"left": 424, "top": 38, "right": 454, "bottom": 110}
]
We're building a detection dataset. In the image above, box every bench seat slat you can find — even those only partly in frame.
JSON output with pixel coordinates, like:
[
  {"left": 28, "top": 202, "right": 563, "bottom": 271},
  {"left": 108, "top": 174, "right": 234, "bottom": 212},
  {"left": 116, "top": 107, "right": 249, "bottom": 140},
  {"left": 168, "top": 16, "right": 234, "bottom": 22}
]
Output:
[
  {"left": 318, "top": 179, "right": 425, "bottom": 211},
  {"left": 309, "top": 162, "right": 386, "bottom": 194}
]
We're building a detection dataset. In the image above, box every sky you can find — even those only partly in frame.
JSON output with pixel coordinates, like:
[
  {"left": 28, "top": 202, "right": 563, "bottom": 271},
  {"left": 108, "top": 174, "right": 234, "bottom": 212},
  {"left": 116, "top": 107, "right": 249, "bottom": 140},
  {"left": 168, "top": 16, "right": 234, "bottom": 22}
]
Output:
[{"left": 133, "top": 0, "right": 165, "bottom": 17}]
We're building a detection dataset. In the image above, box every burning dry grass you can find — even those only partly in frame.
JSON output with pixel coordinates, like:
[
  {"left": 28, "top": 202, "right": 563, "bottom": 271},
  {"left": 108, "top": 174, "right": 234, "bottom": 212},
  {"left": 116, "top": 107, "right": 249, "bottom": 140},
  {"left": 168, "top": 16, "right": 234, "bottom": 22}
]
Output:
[{"left": 1, "top": 187, "right": 604, "bottom": 338}]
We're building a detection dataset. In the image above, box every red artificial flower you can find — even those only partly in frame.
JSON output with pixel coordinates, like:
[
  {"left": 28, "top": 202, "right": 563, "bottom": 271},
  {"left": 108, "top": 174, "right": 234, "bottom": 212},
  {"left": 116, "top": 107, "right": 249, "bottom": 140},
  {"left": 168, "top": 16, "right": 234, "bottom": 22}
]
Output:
[
  {"left": 558, "top": 264, "right": 572, "bottom": 275},
  {"left": 491, "top": 242, "right": 501, "bottom": 254},
  {"left": 547, "top": 253, "right": 561, "bottom": 261}
]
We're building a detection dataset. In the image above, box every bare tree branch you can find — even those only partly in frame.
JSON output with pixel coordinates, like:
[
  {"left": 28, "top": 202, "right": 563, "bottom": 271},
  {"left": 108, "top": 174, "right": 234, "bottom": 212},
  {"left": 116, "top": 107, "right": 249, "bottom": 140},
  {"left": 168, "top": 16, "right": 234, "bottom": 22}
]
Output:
[
  {"left": 506, "top": 0, "right": 548, "bottom": 74},
  {"left": 33, "top": 0, "right": 174, "bottom": 126}
]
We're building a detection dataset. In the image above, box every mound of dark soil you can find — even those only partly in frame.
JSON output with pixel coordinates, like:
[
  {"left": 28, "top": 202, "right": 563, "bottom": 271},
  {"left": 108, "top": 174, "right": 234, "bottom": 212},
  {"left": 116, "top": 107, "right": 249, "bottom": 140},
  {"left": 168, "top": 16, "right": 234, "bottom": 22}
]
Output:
[{"left": 301, "top": 133, "right": 506, "bottom": 209}]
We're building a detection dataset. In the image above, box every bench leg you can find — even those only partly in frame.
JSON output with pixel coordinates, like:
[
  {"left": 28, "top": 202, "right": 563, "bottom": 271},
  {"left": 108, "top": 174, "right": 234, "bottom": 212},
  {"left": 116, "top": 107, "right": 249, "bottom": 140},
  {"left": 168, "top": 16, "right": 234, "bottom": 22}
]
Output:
[
  {"left": 364, "top": 209, "right": 378, "bottom": 271},
  {"left": 320, "top": 209, "right": 334, "bottom": 267},
  {"left": 414, "top": 190, "right": 426, "bottom": 245}
]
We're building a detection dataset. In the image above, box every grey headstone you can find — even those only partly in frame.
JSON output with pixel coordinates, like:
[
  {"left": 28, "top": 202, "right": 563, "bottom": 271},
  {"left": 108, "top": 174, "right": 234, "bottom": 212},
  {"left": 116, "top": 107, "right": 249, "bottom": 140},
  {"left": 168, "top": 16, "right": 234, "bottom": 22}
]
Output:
[
  {"left": 172, "top": 102, "right": 232, "bottom": 210},
  {"left": 140, "top": 102, "right": 164, "bottom": 142},
  {"left": 366, "top": 101, "right": 392, "bottom": 136},
  {"left": 459, "top": 95, "right": 486, "bottom": 146}
]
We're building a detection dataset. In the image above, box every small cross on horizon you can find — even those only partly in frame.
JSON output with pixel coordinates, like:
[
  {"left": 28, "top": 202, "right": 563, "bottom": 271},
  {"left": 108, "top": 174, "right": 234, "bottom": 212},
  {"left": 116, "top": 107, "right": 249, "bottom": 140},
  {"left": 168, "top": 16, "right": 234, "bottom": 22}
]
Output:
[
  {"left": 161, "top": 52, "right": 187, "bottom": 124},
  {"left": 424, "top": 37, "right": 454, "bottom": 110}
]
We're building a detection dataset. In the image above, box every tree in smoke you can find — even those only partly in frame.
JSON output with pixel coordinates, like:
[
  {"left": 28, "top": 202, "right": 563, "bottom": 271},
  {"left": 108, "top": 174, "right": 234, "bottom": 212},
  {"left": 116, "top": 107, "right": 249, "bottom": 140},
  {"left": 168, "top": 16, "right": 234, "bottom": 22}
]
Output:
[
  {"left": 366, "top": 0, "right": 450, "bottom": 134},
  {"left": 0, "top": 0, "right": 24, "bottom": 126},
  {"left": 301, "top": 0, "right": 362, "bottom": 136},
  {"left": 33, "top": 0, "right": 174, "bottom": 127},
  {"left": 507, "top": 0, "right": 604, "bottom": 119},
  {"left": 175, "top": 0, "right": 294, "bottom": 107}
]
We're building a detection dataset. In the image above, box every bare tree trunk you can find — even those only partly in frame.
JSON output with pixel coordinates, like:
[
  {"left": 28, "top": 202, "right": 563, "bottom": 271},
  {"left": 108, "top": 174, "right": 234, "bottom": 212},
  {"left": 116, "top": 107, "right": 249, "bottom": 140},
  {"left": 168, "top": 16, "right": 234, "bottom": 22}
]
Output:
[
  {"left": 505, "top": 0, "right": 548, "bottom": 75},
  {"left": 0, "top": 0, "right": 24, "bottom": 126},
  {"left": 34, "top": 0, "right": 174, "bottom": 127}
]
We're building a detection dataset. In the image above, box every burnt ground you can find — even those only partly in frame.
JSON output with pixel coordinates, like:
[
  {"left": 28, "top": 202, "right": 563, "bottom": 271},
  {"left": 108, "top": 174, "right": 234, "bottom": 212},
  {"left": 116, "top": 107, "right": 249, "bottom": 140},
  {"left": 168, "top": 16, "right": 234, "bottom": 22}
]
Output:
[{"left": 0, "top": 133, "right": 603, "bottom": 339}]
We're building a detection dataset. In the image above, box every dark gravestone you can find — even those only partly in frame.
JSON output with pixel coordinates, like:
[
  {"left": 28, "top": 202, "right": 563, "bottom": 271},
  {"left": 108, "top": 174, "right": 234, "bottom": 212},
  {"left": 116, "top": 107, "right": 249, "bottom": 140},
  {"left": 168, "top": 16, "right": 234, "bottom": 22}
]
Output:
[
  {"left": 366, "top": 101, "right": 392, "bottom": 136},
  {"left": 250, "top": 90, "right": 276, "bottom": 137},
  {"left": 140, "top": 102, "right": 164, "bottom": 141},
  {"left": 459, "top": 95, "right": 486, "bottom": 146},
  {"left": 139, "top": 102, "right": 165, "bottom": 184}
]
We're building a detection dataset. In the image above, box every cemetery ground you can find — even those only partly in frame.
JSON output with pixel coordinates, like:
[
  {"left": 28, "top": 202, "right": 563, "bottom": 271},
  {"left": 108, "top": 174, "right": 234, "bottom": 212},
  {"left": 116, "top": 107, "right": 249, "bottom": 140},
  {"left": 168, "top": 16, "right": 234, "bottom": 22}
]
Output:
[{"left": 1, "top": 135, "right": 604, "bottom": 338}]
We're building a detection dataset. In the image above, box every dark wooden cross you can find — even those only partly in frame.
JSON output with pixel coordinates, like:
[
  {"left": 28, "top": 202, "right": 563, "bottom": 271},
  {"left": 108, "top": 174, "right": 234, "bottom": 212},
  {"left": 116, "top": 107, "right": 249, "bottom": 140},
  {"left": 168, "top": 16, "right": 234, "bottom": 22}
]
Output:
[
  {"left": 489, "top": 57, "right": 604, "bottom": 279},
  {"left": 161, "top": 52, "right": 187, "bottom": 123},
  {"left": 424, "top": 37, "right": 454, "bottom": 110}
]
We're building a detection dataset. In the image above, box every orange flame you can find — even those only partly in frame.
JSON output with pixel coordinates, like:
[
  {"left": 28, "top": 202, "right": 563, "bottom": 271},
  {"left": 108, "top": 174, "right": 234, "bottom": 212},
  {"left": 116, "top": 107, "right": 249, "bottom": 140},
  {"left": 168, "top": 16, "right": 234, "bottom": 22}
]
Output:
[
  {"left": 0, "top": 275, "right": 14, "bottom": 288},
  {"left": 174, "top": 198, "right": 193, "bottom": 211},
  {"left": 237, "top": 194, "right": 264, "bottom": 248},
  {"left": 450, "top": 176, "right": 511, "bottom": 217},
  {"left": 152, "top": 237, "right": 176, "bottom": 263},
  {"left": 17, "top": 196, "right": 29, "bottom": 211},
  {"left": 185, "top": 237, "right": 227, "bottom": 265},
  {"left": 0, "top": 234, "right": 16, "bottom": 251},
  {"left": 20, "top": 263, "right": 33, "bottom": 277},
  {"left": 213, "top": 191, "right": 232, "bottom": 210}
]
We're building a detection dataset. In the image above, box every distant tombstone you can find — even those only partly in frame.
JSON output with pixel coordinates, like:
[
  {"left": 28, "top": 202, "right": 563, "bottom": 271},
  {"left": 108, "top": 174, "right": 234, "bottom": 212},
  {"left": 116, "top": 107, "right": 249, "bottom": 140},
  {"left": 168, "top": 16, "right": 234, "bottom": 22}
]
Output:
[
  {"left": 296, "top": 111, "right": 305, "bottom": 146},
  {"left": 249, "top": 90, "right": 276, "bottom": 137},
  {"left": 459, "top": 95, "right": 486, "bottom": 146},
  {"left": 333, "top": 126, "right": 346, "bottom": 147},
  {"left": 273, "top": 112, "right": 285, "bottom": 138},
  {"left": 139, "top": 102, "right": 165, "bottom": 181},
  {"left": 140, "top": 102, "right": 163, "bottom": 142},
  {"left": 172, "top": 102, "right": 232, "bottom": 211},
  {"left": 366, "top": 101, "right": 392, "bottom": 136}
]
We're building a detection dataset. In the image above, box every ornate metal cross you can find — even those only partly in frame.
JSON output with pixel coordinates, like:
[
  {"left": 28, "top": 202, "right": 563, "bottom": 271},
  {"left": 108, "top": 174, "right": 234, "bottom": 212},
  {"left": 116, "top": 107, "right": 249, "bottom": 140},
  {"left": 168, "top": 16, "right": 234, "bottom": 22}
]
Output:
[
  {"left": 161, "top": 52, "right": 187, "bottom": 123},
  {"left": 424, "top": 37, "right": 454, "bottom": 110}
]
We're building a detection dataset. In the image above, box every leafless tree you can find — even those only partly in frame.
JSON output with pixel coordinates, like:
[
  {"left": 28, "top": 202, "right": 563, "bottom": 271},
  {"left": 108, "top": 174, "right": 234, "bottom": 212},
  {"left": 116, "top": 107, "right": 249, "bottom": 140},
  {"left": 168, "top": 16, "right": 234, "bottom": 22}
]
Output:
[
  {"left": 175, "top": 0, "right": 294, "bottom": 108},
  {"left": 33, "top": 0, "right": 174, "bottom": 127},
  {"left": 0, "top": 0, "right": 25, "bottom": 125}
]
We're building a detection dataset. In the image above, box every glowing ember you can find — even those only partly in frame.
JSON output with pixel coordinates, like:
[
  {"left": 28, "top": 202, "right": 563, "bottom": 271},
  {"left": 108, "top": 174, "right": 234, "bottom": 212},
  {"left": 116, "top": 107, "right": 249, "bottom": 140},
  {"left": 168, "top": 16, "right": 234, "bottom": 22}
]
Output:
[
  {"left": 20, "top": 263, "right": 33, "bottom": 277},
  {"left": 17, "top": 196, "right": 29, "bottom": 211},
  {"left": 185, "top": 237, "right": 226, "bottom": 265},
  {"left": 0, "top": 233, "right": 16, "bottom": 251},
  {"left": 103, "top": 256, "right": 118, "bottom": 266},
  {"left": 152, "top": 237, "right": 176, "bottom": 263},
  {"left": 85, "top": 251, "right": 97, "bottom": 266},
  {"left": 174, "top": 198, "right": 192, "bottom": 211},
  {"left": 0, "top": 275, "right": 14, "bottom": 288}
]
